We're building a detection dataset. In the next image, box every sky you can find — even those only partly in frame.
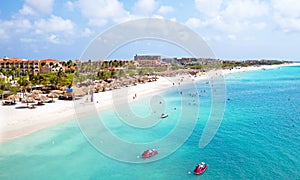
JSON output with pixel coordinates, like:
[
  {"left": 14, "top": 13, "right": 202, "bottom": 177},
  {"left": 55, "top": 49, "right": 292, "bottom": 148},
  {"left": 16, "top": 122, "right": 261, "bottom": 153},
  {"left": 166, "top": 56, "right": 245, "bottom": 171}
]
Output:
[{"left": 0, "top": 0, "right": 299, "bottom": 61}]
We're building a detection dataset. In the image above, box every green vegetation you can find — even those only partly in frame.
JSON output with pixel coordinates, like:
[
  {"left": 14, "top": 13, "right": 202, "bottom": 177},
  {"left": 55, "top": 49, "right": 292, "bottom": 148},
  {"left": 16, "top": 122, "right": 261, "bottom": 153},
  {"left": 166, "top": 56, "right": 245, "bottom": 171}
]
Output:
[
  {"left": 0, "top": 78, "right": 18, "bottom": 98},
  {"left": 0, "top": 58, "right": 290, "bottom": 98},
  {"left": 185, "top": 65, "right": 204, "bottom": 69},
  {"left": 0, "top": 67, "right": 74, "bottom": 97},
  {"left": 221, "top": 60, "right": 288, "bottom": 69}
]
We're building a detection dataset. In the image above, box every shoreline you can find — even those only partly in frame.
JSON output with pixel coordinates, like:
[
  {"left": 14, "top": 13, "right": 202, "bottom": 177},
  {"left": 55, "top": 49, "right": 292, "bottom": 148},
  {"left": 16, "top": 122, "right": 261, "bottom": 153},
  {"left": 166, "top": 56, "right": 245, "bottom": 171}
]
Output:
[{"left": 0, "top": 63, "right": 295, "bottom": 143}]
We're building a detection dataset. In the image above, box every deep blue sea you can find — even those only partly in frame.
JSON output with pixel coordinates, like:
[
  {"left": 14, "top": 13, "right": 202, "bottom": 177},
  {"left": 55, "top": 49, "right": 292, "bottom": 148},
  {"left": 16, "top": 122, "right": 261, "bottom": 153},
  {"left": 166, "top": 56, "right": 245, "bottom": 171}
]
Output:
[{"left": 0, "top": 65, "right": 299, "bottom": 179}]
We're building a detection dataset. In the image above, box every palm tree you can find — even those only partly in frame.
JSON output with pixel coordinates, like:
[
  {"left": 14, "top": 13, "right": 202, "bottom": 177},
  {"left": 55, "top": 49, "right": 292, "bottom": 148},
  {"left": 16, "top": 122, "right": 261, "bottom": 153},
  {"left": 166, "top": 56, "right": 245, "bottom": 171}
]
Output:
[
  {"left": 18, "top": 76, "right": 29, "bottom": 87},
  {"left": 25, "top": 69, "right": 30, "bottom": 77},
  {"left": 118, "top": 69, "right": 125, "bottom": 77},
  {"left": 0, "top": 68, "right": 7, "bottom": 77},
  {"left": 9, "top": 66, "right": 18, "bottom": 80},
  {"left": 49, "top": 75, "right": 57, "bottom": 88},
  {"left": 110, "top": 70, "right": 117, "bottom": 78},
  {"left": 16, "top": 68, "right": 21, "bottom": 77},
  {"left": 0, "top": 78, "right": 8, "bottom": 100},
  {"left": 67, "top": 60, "right": 73, "bottom": 67},
  {"left": 101, "top": 61, "right": 108, "bottom": 69},
  {"left": 18, "top": 76, "right": 29, "bottom": 98},
  {"left": 61, "top": 61, "right": 67, "bottom": 67},
  {"left": 41, "top": 74, "right": 50, "bottom": 87},
  {"left": 56, "top": 68, "right": 65, "bottom": 89}
]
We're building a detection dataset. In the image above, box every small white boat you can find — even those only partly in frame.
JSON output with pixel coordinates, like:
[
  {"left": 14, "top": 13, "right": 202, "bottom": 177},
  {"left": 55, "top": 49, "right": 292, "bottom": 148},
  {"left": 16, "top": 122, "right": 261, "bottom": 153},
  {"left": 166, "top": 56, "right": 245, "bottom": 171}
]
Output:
[{"left": 161, "top": 113, "right": 168, "bottom": 118}]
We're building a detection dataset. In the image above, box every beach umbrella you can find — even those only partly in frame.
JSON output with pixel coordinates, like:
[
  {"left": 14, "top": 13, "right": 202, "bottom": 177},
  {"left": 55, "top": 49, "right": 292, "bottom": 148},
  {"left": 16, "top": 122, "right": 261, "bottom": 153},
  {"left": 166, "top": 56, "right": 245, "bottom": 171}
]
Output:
[
  {"left": 34, "top": 95, "right": 41, "bottom": 100},
  {"left": 22, "top": 97, "right": 35, "bottom": 103},
  {"left": 21, "top": 96, "right": 36, "bottom": 108},
  {"left": 46, "top": 93, "right": 58, "bottom": 102},
  {"left": 7, "top": 94, "right": 21, "bottom": 101},
  {"left": 6, "top": 95, "right": 13, "bottom": 100},
  {"left": 73, "top": 87, "right": 86, "bottom": 97},
  {"left": 50, "top": 90, "right": 64, "bottom": 94},
  {"left": 40, "top": 96, "right": 49, "bottom": 102},
  {"left": 25, "top": 93, "right": 33, "bottom": 97},
  {"left": 32, "top": 90, "right": 42, "bottom": 94},
  {"left": 47, "top": 93, "right": 59, "bottom": 98},
  {"left": 34, "top": 95, "right": 48, "bottom": 101}
]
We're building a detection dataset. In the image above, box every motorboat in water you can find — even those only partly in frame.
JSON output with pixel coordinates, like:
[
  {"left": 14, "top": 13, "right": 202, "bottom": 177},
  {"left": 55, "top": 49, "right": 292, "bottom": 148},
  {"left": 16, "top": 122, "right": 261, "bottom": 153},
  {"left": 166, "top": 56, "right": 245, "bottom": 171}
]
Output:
[
  {"left": 194, "top": 162, "right": 208, "bottom": 175},
  {"left": 141, "top": 149, "right": 158, "bottom": 158},
  {"left": 160, "top": 113, "right": 168, "bottom": 118}
]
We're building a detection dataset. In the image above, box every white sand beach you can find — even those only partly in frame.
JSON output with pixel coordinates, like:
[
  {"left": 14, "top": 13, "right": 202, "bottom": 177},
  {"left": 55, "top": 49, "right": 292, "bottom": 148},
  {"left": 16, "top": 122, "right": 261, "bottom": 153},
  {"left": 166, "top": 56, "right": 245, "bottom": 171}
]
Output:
[
  {"left": 0, "top": 77, "right": 175, "bottom": 142},
  {"left": 0, "top": 63, "right": 292, "bottom": 142}
]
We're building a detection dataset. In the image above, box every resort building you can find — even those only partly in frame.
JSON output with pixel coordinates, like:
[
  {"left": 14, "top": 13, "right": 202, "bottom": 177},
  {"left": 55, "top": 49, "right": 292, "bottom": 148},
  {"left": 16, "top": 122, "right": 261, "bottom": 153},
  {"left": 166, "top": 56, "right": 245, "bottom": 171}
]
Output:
[
  {"left": 162, "top": 57, "right": 219, "bottom": 66},
  {"left": 0, "top": 56, "right": 67, "bottom": 77},
  {"left": 162, "top": 57, "right": 196, "bottom": 65},
  {"left": 39, "top": 59, "right": 62, "bottom": 73},
  {"left": 134, "top": 54, "right": 161, "bottom": 67},
  {"left": 0, "top": 56, "right": 39, "bottom": 76}
]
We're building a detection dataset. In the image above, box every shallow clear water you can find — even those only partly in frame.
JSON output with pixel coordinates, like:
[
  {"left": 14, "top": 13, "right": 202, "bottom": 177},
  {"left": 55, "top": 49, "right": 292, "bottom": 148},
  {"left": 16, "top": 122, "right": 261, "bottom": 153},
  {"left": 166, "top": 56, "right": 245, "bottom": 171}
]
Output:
[{"left": 0, "top": 65, "right": 299, "bottom": 179}]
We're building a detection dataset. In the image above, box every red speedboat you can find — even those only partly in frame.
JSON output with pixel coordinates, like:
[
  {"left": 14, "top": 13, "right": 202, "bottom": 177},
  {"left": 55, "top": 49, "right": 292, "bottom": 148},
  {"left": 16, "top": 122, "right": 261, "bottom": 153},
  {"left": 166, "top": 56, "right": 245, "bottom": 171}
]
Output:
[
  {"left": 141, "top": 149, "right": 158, "bottom": 158},
  {"left": 194, "top": 162, "right": 208, "bottom": 175}
]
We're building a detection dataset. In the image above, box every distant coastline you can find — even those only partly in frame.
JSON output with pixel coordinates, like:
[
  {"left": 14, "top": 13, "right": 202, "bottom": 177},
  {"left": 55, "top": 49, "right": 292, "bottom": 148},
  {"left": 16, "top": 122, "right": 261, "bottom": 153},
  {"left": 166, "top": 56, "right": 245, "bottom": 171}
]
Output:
[{"left": 0, "top": 63, "right": 295, "bottom": 143}]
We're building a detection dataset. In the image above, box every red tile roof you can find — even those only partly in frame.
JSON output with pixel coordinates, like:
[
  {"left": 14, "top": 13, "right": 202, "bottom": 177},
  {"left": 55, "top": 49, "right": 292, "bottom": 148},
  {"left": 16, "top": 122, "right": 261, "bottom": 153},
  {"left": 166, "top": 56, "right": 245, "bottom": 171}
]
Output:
[{"left": 40, "top": 59, "right": 60, "bottom": 63}]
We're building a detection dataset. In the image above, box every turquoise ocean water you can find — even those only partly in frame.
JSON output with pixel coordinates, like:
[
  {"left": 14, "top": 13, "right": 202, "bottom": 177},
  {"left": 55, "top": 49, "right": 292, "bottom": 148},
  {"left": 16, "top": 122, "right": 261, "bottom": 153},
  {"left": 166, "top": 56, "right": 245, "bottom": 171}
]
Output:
[{"left": 0, "top": 65, "right": 299, "bottom": 179}]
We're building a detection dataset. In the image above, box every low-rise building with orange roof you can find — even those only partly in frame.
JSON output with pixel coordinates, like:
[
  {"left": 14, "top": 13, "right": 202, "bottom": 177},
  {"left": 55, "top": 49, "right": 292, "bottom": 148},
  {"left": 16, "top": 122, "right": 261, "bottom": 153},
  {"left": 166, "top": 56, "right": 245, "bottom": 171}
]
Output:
[
  {"left": 134, "top": 54, "right": 161, "bottom": 67},
  {"left": 39, "top": 59, "right": 63, "bottom": 73},
  {"left": 0, "top": 56, "right": 39, "bottom": 76}
]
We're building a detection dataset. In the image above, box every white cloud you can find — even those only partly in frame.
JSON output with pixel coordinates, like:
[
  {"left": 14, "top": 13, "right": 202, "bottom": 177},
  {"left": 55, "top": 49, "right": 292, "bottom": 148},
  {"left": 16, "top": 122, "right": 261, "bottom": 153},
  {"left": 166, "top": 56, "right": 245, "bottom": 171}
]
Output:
[
  {"left": 34, "top": 15, "right": 75, "bottom": 34},
  {"left": 88, "top": 19, "right": 108, "bottom": 27},
  {"left": 185, "top": 17, "right": 203, "bottom": 29},
  {"left": 78, "top": 0, "right": 130, "bottom": 26},
  {"left": 272, "top": 0, "right": 300, "bottom": 32},
  {"left": 1, "top": 19, "right": 32, "bottom": 31},
  {"left": 227, "top": 34, "right": 237, "bottom": 40},
  {"left": 65, "top": 1, "right": 75, "bottom": 11},
  {"left": 15, "top": 19, "right": 32, "bottom": 33},
  {"left": 213, "top": 35, "right": 222, "bottom": 41},
  {"left": 0, "top": 18, "right": 32, "bottom": 40},
  {"left": 209, "top": 16, "right": 247, "bottom": 32},
  {"left": 272, "top": 0, "right": 300, "bottom": 18},
  {"left": 186, "top": 16, "right": 253, "bottom": 34},
  {"left": 204, "top": 35, "right": 222, "bottom": 41},
  {"left": 151, "top": 14, "right": 164, "bottom": 19},
  {"left": 170, "top": 18, "right": 177, "bottom": 22},
  {"left": 222, "top": 0, "right": 269, "bottom": 20},
  {"left": 75, "top": 0, "right": 174, "bottom": 27},
  {"left": 157, "top": 5, "right": 174, "bottom": 15},
  {"left": 195, "top": 0, "right": 222, "bottom": 17},
  {"left": 47, "top": 34, "right": 60, "bottom": 44},
  {"left": 273, "top": 14, "right": 300, "bottom": 33},
  {"left": 19, "top": 5, "right": 35, "bottom": 15},
  {"left": 20, "top": 0, "right": 54, "bottom": 15},
  {"left": 20, "top": 38, "right": 37, "bottom": 43},
  {"left": 0, "top": 16, "right": 74, "bottom": 45},
  {"left": 253, "top": 22, "right": 266, "bottom": 30},
  {"left": 192, "top": 0, "right": 269, "bottom": 33},
  {"left": 133, "top": 0, "right": 158, "bottom": 16},
  {"left": 82, "top": 28, "right": 93, "bottom": 37},
  {"left": 0, "top": 29, "right": 8, "bottom": 40}
]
